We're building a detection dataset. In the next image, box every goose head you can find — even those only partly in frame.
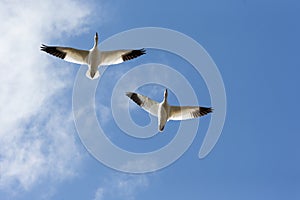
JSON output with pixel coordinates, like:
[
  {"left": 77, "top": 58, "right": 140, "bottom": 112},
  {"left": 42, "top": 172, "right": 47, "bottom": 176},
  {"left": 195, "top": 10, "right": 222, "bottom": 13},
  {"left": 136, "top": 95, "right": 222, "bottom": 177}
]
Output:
[
  {"left": 163, "top": 89, "right": 168, "bottom": 101},
  {"left": 94, "top": 32, "right": 99, "bottom": 46}
]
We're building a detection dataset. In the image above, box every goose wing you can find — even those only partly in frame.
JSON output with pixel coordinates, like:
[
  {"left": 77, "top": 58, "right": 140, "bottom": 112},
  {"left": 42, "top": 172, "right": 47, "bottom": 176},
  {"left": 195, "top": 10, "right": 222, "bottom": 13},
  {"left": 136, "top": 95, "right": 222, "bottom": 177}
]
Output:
[
  {"left": 41, "top": 44, "right": 89, "bottom": 65},
  {"left": 100, "top": 49, "right": 145, "bottom": 66},
  {"left": 126, "top": 92, "right": 159, "bottom": 117},
  {"left": 169, "top": 106, "right": 212, "bottom": 120}
]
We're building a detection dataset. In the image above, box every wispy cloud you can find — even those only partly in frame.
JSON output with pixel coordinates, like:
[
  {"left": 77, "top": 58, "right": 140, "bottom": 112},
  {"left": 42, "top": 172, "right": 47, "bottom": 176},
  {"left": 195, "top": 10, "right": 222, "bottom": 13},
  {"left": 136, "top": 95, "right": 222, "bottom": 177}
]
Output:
[
  {"left": 96, "top": 103, "right": 112, "bottom": 125},
  {"left": 94, "top": 187, "right": 105, "bottom": 200},
  {"left": 93, "top": 174, "right": 149, "bottom": 200},
  {"left": 0, "top": 0, "right": 97, "bottom": 195}
]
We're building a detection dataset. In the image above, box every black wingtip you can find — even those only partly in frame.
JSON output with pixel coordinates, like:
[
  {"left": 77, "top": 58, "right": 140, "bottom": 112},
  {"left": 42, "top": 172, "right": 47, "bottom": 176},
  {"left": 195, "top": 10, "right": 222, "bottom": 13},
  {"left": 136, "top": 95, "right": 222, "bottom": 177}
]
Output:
[
  {"left": 139, "top": 48, "right": 146, "bottom": 55},
  {"left": 40, "top": 44, "right": 47, "bottom": 51},
  {"left": 122, "top": 49, "right": 146, "bottom": 61},
  {"left": 40, "top": 45, "right": 66, "bottom": 59},
  {"left": 126, "top": 92, "right": 143, "bottom": 106},
  {"left": 199, "top": 107, "right": 213, "bottom": 116}
]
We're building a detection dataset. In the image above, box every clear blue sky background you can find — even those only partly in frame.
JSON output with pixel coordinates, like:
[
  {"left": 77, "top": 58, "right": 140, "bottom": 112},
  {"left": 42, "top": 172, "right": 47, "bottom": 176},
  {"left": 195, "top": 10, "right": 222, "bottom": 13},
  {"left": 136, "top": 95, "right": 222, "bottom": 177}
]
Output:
[{"left": 0, "top": 0, "right": 299, "bottom": 200}]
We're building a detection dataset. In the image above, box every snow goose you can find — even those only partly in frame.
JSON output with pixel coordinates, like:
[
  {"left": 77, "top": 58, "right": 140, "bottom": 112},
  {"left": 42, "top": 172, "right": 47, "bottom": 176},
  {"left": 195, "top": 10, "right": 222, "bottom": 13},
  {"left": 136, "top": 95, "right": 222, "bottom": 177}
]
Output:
[
  {"left": 126, "top": 89, "right": 213, "bottom": 132},
  {"left": 41, "top": 32, "right": 146, "bottom": 79}
]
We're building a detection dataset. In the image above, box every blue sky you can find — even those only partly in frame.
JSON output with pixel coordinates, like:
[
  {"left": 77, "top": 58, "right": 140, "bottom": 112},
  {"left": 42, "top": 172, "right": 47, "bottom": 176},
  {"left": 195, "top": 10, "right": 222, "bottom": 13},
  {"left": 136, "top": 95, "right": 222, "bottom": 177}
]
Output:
[{"left": 0, "top": 0, "right": 299, "bottom": 199}]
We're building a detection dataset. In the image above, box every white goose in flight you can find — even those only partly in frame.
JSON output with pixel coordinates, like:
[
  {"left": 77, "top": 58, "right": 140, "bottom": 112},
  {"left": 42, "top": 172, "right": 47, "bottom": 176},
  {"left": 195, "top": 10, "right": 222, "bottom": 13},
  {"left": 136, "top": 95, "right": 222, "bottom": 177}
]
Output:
[
  {"left": 41, "top": 32, "right": 146, "bottom": 79},
  {"left": 126, "top": 89, "right": 213, "bottom": 132}
]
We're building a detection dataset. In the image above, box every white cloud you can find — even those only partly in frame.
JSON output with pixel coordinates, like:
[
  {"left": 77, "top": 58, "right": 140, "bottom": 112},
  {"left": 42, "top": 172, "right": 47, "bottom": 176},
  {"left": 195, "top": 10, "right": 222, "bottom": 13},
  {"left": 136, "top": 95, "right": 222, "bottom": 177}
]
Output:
[
  {"left": 0, "top": 0, "right": 99, "bottom": 194},
  {"left": 96, "top": 103, "right": 112, "bottom": 126},
  {"left": 94, "top": 187, "right": 105, "bottom": 200},
  {"left": 93, "top": 174, "right": 149, "bottom": 200}
]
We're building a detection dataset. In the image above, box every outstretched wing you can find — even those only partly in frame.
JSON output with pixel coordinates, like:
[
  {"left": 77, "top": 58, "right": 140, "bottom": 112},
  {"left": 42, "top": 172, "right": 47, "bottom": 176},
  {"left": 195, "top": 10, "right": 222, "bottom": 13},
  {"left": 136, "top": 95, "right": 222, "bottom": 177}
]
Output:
[
  {"left": 41, "top": 44, "right": 89, "bottom": 65},
  {"left": 126, "top": 92, "right": 159, "bottom": 117},
  {"left": 100, "top": 49, "right": 146, "bottom": 66},
  {"left": 169, "top": 106, "right": 212, "bottom": 120}
]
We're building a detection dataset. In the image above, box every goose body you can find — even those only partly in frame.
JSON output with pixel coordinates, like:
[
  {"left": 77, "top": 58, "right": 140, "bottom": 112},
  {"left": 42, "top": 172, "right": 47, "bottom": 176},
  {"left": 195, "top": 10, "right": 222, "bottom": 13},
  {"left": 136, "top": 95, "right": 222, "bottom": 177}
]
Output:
[
  {"left": 41, "top": 33, "right": 145, "bottom": 79},
  {"left": 126, "top": 89, "right": 213, "bottom": 132}
]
